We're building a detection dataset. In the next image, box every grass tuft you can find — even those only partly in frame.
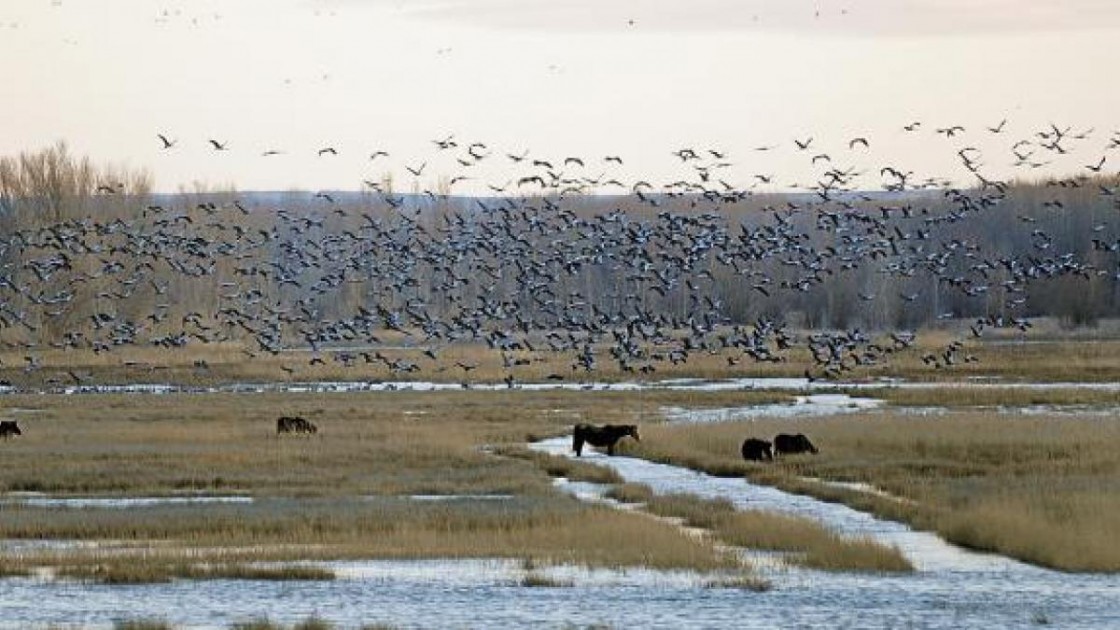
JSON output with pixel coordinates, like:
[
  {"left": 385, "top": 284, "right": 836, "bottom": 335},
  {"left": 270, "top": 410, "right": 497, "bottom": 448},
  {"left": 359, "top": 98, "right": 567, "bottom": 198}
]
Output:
[
  {"left": 605, "top": 482, "right": 655, "bottom": 504},
  {"left": 114, "top": 621, "right": 175, "bottom": 630},
  {"left": 643, "top": 493, "right": 912, "bottom": 573},
  {"left": 519, "top": 572, "right": 574, "bottom": 587}
]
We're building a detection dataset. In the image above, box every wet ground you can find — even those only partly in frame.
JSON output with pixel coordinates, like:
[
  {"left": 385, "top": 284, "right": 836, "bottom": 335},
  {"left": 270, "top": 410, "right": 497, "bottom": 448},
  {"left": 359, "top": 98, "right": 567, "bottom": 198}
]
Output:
[{"left": 1, "top": 380, "right": 1117, "bottom": 628}]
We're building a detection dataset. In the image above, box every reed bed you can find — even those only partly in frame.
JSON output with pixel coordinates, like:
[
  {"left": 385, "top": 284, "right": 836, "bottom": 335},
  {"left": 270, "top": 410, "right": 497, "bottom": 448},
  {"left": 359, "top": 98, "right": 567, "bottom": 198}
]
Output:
[
  {"left": 642, "top": 494, "right": 912, "bottom": 573},
  {"left": 112, "top": 619, "right": 380, "bottom": 630},
  {"left": 605, "top": 482, "right": 656, "bottom": 504},
  {"left": 704, "top": 573, "right": 772, "bottom": 591},
  {"left": 632, "top": 410, "right": 1120, "bottom": 572},
  {"left": 863, "top": 386, "right": 1120, "bottom": 408},
  {"left": 58, "top": 562, "right": 334, "bottom": 585},
  {"left": 115, "top": 621, "right": 175, "bottom": 630},
  {"left": 0, "top": 388, "right": 765, "bottom": 576},
  {"left": 493, "top": 445, "right": 624, "bottom": 484},
  {"left": 519, "top": 572, "right": 574, "bottom": 588},
  {"left": 229, "top": 619, "right": 346, "bottom": 630}
]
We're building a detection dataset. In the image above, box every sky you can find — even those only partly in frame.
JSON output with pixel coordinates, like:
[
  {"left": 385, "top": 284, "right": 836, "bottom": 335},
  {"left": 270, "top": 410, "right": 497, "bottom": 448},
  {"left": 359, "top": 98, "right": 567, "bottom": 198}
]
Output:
[{"left": 3, "top": 0, "right": 1119, "bottom": 193}]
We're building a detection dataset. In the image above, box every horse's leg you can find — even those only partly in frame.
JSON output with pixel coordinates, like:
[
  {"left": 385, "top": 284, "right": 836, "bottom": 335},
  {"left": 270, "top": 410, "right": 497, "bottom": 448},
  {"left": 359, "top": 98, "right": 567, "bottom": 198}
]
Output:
[
  {"left": 573, "top": 435, "right": 584, "bottom": 456},
  {"left": 607, "top": 441, "right": 615, "bottom": 456}
]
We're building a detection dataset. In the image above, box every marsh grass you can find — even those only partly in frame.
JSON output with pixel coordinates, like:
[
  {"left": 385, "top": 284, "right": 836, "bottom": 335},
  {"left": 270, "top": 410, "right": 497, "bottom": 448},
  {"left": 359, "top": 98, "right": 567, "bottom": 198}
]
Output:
[
  {"left": 519, "top": 572, "right": 574, "bottom": 587},
  {"left": 230, "top": 619, "right": 337, "bottom": 630},
  {"left": 704, "top": 573, "right": 772, "bottom": 592},
  {"left": 0, "top": 556, "right": 32, "bottom": 577},
  {"left": 797, "top": 535, "right": 913, "bottom": 573},
  {"left": 0, "top": 388, "right": 763, "bottom": 575},
  {"left": 632, "top": 412, "right": 1120, "bottom": 572},
  {"left": 605, "top": 482, "right": 655, "bottom": 504},
  {"left": 114, "top": 621, "right": 174, "bottom": 630},
  {"left": 5, "top": 335, "right": 1118, "bottom": 391},
  {"left": 864, "top": 386, "right": 1120, "bottom": 408},
  {"left": 494, "top": 445, "right": 624, "bottom": 484},
  {"left": 57, "top": 561, "right": 333, "bottom": 585},
  {"left": 642, "top": 494, "right": 912, "bottom": 573}
]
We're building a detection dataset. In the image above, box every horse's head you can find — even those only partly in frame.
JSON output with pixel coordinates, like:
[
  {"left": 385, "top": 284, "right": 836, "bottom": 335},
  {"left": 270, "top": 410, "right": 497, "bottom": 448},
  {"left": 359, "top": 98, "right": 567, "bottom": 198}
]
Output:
[{"left": 627, "top": 425, "right": 640, "bottom": 441}]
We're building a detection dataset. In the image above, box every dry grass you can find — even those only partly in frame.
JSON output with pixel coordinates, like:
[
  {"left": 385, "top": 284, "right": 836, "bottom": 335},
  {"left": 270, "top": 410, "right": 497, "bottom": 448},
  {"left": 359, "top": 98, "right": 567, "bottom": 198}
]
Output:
[
  {"left": 0, "top": 556, "right": 32, "bottom": 577},
  {"left": 230, "top": 618, "right": 343, "bottom": 630},
  {"left": 631, "top": 411, "right": 1120, "bottom": 572},
  {"left": 115, "top": 621, "right": 175, "bottom": 630},
  {"left": 519, "top": 572, "right": 574, "bottom": 587},
  {"left": 605, "top": 482, "right": 656, "bottom": 504},
  {"left": 642, "top": 493, "right": 912, "bottom": 573},
  {"left": 113, "top": 619, "right": 371, "bottom": 630},
  {"left": 865, "top": 386, "right": 1120, "bottom": 408},
  {"left": 4, "top": 335, "right": 1118, "bottom": 390},
  {"left": 704, "top": 572, "right": 772, "bottom": 591},
  {"left": 0, "top": 389, "right": 755, "bottom": 575},
  {"left": 494, "top": 445, "right": 624, "bottom": 484},
  {"left": 58, "top": 561, "right": 334, "bottom": 585}
]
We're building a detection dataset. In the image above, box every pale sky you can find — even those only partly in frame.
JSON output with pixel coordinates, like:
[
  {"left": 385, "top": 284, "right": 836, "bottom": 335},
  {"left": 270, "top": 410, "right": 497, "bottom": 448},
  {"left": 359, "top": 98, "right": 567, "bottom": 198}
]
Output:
[{"left": 3, "top": 0, "right": 1118, "bottom": 193}]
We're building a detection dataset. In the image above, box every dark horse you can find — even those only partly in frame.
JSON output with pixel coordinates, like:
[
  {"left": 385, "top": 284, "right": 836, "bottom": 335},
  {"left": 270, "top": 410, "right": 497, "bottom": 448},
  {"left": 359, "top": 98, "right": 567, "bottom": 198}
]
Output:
[
  {"left": 774, "top": 433, "right": 818, "bottom": 456},
  {"left": 741, "top": 438, "right": 773, "bottom": 462},
  {"left": 277, "top": 416, "right": 318, "bottom": 435},
  {"left": 0, "top": 420, "right": 20, "bottom": 439},
  {"left": 572, "top": 424, "right": 639, "bottom": 456}
]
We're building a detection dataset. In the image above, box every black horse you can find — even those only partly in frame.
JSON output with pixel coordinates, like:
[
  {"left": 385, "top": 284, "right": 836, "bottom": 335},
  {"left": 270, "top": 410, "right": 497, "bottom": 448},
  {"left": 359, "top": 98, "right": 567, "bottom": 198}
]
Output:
[
  {"left": 277, "top": 415, "right": 318, "bottom": 435},
  {"left": 774, "top": 433, "right": 817, "bottom": 456},
  {"left": 572, "top": 424, "right": 639, "bottom": 456},
  {"left": 0, "top": 420, "right": 21, "bottom": 439},
  {"left": 741, "top": 438, "right": 772, "bottom": 462}
]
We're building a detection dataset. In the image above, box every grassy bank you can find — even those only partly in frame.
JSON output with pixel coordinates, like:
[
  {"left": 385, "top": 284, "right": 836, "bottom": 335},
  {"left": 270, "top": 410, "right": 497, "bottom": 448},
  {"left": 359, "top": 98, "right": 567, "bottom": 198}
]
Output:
[
  {"left": 629, "top": 411, "right": 1120, "bottom": 572},
  {"left": 642, "top": 493, "right": 912, "bottom": 573}
]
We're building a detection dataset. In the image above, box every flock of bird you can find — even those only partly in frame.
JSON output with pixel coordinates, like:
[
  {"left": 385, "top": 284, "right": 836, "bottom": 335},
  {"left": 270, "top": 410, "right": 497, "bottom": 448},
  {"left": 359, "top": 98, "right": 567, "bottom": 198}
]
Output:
[{"left": 1, "top": 121, "right": 1119, "bottom": 385}]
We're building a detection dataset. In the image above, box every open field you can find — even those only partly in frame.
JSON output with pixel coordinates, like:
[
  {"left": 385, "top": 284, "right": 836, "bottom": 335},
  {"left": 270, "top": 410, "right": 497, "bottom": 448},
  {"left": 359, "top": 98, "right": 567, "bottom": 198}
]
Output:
[
  {"left": 627, "top": 410, "right": 1120, "bottom": 572},
  {"left": 2, "top": 360, "right": 1118, "bottom": 581},
  {"left": 0, "top": 389, "right": 759, "bottom": 581}
]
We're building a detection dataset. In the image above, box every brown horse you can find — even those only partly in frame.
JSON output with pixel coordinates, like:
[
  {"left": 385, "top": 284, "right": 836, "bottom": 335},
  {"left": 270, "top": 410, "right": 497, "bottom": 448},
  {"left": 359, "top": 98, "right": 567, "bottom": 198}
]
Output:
[
  {"left": 741, "top": 438, "right": 773, "bottom": 462},
  {"left": 774, "top": 433, "right": 817, "bottom": 456},
  {"left": 572, "top": 424, "right": 639, "bottom": 456},
  {"left": 0, "top": 420, "right": 20, "bottom": 439},
  {"left": 277, "top": 416, "right": 318, "bottom": 435}
]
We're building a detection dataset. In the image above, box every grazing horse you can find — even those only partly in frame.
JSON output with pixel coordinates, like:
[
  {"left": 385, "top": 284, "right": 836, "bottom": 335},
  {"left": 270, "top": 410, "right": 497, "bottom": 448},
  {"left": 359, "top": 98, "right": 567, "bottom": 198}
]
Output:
[
  {"left": 0, "top": 420, "right": 21, "bottom": 439},
  {"left": 740, "top": 438, "right": 772, "bottom": 462},
  {"left": 774, "top": 433, "right": 817, "bottom": 456},
  {"left": 572, "top": 424, "right": 639, "bottom": 456},
  {"left": 277, "top": 415, "right": 318, "bottom": 435}
]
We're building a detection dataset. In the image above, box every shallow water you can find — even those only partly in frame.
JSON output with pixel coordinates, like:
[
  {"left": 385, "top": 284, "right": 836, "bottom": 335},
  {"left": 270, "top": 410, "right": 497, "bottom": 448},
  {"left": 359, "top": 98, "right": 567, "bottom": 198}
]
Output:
[
  {"left": 7, "top": 375, "right": 1120, "bottom": 397},
  {"left": 0, "top": 494, "right": 253, "bottom": 509},
  {"left": 528, "top": 437, "right": 1120, "bottom": 629},
  {"left": 661, "top": 393, "right": 883, "bottom": 424}
]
